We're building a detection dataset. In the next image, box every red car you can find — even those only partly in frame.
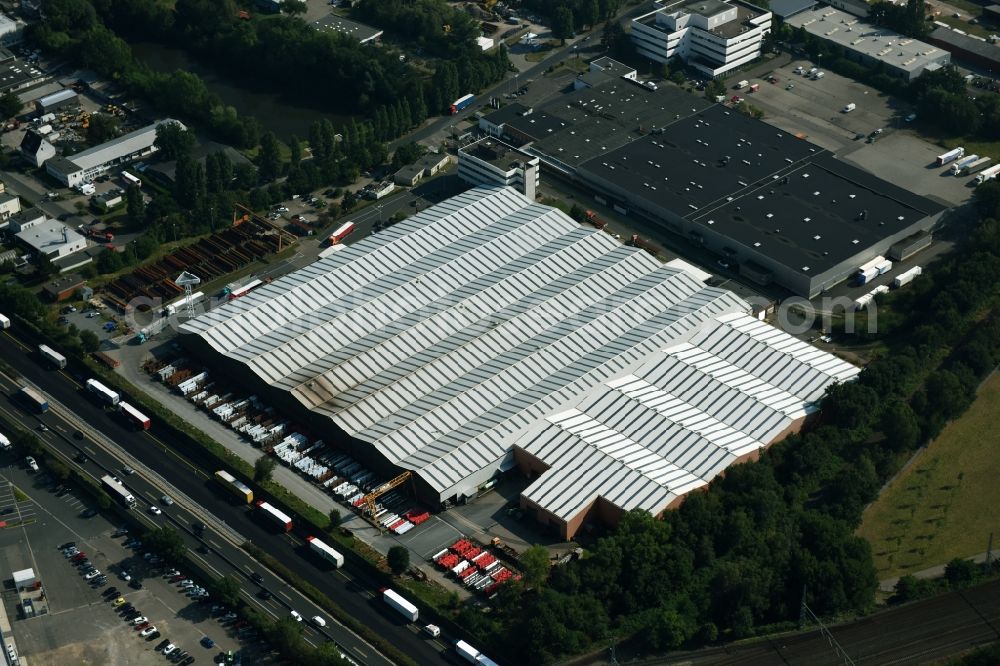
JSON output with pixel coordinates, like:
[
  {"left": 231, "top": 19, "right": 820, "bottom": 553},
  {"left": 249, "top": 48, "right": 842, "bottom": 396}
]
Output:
[
  {"left": 134, "top": 622, "right": 150, "bottom": 631},
  {"left": 168, "top": 575, "right": 185, "bottom": 583},
  {"left": 71, "top": 553, "right": 87, "bottom": 563}
]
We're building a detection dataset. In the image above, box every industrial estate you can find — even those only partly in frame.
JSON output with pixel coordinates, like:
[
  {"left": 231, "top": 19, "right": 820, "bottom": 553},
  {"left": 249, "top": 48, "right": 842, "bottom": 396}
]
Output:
[{"left": 0, "top": 0, "right": 997, "bottom": 666}]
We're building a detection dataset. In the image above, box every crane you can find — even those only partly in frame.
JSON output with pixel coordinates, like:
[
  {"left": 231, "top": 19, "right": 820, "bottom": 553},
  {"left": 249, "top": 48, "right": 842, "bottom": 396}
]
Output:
[{"left": 362, "top": 471, "right": 413, "bottom": 531}]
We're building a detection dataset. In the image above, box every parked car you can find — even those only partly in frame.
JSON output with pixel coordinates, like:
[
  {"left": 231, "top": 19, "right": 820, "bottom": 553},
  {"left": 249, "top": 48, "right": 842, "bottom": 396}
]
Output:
[
  {"left": 102, "top": 587, "right": 119, "bottom": 597},
  {"left": 155, "top": 639, "right": 170, "bottom": 651},
  {"left": 25, "top": 457, "right": 38, "bottom": 472},
  {"left": 162, "top": 644, "right": 177, "bottom": 656},
  {"left": 129, "top": 580, "right": 143, "bottom": 590},
  {"left": 58, "top": 541, "right": 76, "bottom": 550},
  {"left": 112, "top": 597, "right": 127, "bottom": 607},
  {"left": 131, "top": 616, "right": 148, "bottom": 626},
  {"left": 140, "top": 625, "right": 158, "bottom": 637}
]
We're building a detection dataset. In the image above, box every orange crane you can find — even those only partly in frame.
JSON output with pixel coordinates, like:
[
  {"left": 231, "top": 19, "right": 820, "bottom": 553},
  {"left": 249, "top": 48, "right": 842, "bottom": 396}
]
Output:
[{"left": 362, "top": 471, "right": 413, "bottom": 531}]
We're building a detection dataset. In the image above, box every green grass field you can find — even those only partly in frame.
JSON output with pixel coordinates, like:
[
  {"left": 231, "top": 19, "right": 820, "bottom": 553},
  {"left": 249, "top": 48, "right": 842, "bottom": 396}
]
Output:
[{"left": 858, "top": 371, "right": 1000, "bottom": 579}]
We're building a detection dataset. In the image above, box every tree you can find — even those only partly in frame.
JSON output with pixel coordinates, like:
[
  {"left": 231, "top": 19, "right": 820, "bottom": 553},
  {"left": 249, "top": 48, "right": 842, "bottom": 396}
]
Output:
[
  {"left": 520, "top": 544, "right": 551, "bottom": 588},
  {"left": 880, "top": 399, "right": 920, "bottom": 451},
  {"left": 87, "top": 113, "right": 121, "bottom": 146},
  {"left": 328, "top": 508, "right": 342, "bottom": 529},
  {"left": 552, "top": 7, "right": 575, "bottom": 44},
  {"left": 289, "top": 135, "right": 302, "bottom": 166},
  {"left": 258, "top": 131, "right": 282, "bottom": 183},
  {"left": 143, "top": 527, "right": 187, "bottom": 563},
  {"left": 254, "top": 455, "right": 276, "bottom": 482},
  {"left": 944, "top": 558, "right": 977, "bottom": 588},
  {"left": 208, "top": 575, "right": 242, "bottom": 607},
  {"left": 126, "top": 185, "right": 145, "bottom": 227},
  {"left": 155, "top": 121, "right": 196, "bottom": 160},
  {"left": 387, "top": 546, "right": 410, "bottom": 575},
  {"left": 36, "top": 253, "right": 59, "bottom": 278},
  {"left": 0, "top": 92, "right": 21, "bottom": 120},
  {"left": 283, "top": 0, "right": 307, "bottom": 14},
  {"left": 79, "top": 329, "right": 99, "bottom": 352}
]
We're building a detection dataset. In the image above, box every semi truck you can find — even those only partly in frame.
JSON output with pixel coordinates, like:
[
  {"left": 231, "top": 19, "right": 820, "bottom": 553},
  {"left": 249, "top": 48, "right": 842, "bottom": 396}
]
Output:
[
  {"left": 450, "top": 94, "right": 475, "bottom": 114},
  {"left": 119, "top": 401, "right": 151, "bottom": 430},
  {"left": 949, "top": 154, "right": 980, "bottom": 175},
  {"left": 101, "top": 474, "right": 137, "bottom": 508},
  {"left": 894, "top": 266, "right": 922, "bottom": 287},
  {"left": 215, "top": 470, "right": 253, "bottom": 504},
  {"left": 976, "top": 164, "right": 1000, "bottom": 184},
  {"left": 256, "top": 500, "right": 292, "bottom": 531},
  {"left": 38, "top": 344, "right": 67, "bottom": 369},
  {"left": 0, "top": 313, "right": 9, "bottom": 329},
  {"left": 328, "top": 222, "right": 355, "bottom": 245},
  {"left": 163, "top": 291, "right": 205, "bottom": 316},
  {"left": 306, "top": 535, "right": 345, "bottom": 568},
  {"left": 227, "top": 279, "right": 262, "bottom": 301},
  {"left": 18, "top": 386, "right": 49, "bottom": 412},
  {"left": 86, "top": 378, "right": 121, "bottom": 406},
  {"left": 936, "top": 147, "right": 964, "bottom": 166},
  {"left": 957, "top": 156, "right": 991, "bottom": 176},
  {"left": 382, "top": 588, "right": 418, "bottom": 622}
]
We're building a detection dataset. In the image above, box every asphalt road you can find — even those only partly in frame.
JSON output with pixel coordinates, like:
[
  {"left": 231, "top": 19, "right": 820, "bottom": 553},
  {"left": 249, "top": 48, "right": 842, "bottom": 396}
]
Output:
[{"left": 0, "top": 332, "right": 448, "bottom": 665}]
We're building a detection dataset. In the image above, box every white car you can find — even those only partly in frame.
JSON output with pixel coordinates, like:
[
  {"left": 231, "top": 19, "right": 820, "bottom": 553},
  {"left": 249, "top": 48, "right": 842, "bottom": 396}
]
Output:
[
  {"left": 84, "top": 569, "right": 102, "bottom": 580},
  {"left": 290, "top": 610, "right": 302, "bottom": 622},
  {"left": 311, "top": 615, "right": 326, "bottom": 628},
  {"left": 162, "top": 644, "right": 176, "bottom": 656},
  {"left": 148, "top": 505, "right": 161, "bottom": 516},
  {"left": 160, "top": 495, "right": 174, "bottom": 506},
  {"left": 25, "top": 457, "right": 39, "bottom": 473},
  {"left": 130, "top": 616, "right": 148, "bottom": 626},
  {"left": 139, "top": 626, "right": 157, "bottom": 637}
]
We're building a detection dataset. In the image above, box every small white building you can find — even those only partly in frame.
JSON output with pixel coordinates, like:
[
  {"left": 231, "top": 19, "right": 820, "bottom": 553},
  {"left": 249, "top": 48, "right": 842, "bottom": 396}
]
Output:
[
  {"left": 476, "top": 36, "right": 495, "bottom": 51},
  {"left": 362, "top": 181, "right": 395, "bottom": 200},
  {"left": 46, "top": 118, "right": 185, "bottom": 188},
  {"left": 458, "top": 138, "right": 539, "bottom": 200},
  {"left": 0, "top": 192, "right": 20, "bottom": 220},
  {"left": 12, "top": 568, "right": 35, "bottom": 590},
  {"left": 631, "top": 0, "right": 772, "bottom": 77},
  {"left": 15, "top": 219, "right": 87, "bottom": 258}
]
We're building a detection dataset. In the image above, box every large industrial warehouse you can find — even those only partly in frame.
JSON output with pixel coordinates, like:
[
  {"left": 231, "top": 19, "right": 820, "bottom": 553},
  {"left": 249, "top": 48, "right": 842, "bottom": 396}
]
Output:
[
  {"left": 484, "top": 78, "right": 946, "bottom": 297},
  {"left": 181, "top": 187, "right": 858, "bottom": 538}
]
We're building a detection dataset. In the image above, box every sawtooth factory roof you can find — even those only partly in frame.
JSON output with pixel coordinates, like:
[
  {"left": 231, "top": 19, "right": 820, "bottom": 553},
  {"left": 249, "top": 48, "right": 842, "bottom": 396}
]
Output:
[{"left": 182, "top": 186, "right": 858, "bottom": 514}]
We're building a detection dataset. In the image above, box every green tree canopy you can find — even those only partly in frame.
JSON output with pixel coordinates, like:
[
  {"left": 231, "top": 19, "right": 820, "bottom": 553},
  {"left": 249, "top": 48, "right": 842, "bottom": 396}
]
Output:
[{"left": 387, "top": 546, "right": 410, "bottom": 575}]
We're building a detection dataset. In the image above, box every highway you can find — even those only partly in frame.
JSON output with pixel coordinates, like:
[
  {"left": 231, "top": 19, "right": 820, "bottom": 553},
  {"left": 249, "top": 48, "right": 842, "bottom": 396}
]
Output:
[{"left": 0, "top": 331, "right": 448, "bottom": 665}]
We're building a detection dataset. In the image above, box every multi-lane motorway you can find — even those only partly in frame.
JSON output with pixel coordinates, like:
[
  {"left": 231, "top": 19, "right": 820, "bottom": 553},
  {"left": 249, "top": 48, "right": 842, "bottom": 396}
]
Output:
[{"left": 0, "top": 331, "right": 447, "bottom": 665}]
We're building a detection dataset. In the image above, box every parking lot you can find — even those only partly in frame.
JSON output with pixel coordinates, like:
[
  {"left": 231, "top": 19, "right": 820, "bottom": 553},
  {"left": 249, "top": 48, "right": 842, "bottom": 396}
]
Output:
[
  {"left": 740, "top": 62, "right": 975, "bottom": 206},
  {"left": 0, "top": 460, "right": 250, "bottom": 665}
]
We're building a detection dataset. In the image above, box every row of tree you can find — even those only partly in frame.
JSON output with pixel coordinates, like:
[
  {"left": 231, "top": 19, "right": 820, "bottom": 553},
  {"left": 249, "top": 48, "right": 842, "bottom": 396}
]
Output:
[{"left": 452, "top": 214, "right": 1000, "bottom": 663}]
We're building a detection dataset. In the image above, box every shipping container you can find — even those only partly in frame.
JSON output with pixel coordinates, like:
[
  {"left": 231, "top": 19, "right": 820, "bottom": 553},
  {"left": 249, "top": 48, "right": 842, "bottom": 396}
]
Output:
[
  {"left": 215, "top": 470, "right": 254, "bottom": 504},
  {"left": 119, "top": 401, "right": 151, "bottom": 430},
  {"left": 936, "top": 147, "right": 965, "bottom": 166},
  {"left": 38, "top": 344, "right": 67, "bottom": 369},
  {"left": 86, "top": 378, "right": 121, "bottom": 406},
  {"left": 256, "top": 500, "right": 292, "bottom": 531},
  {"left": 19, "top": 386, "right": 49, "bottom": 412},
  {"left": 101, "top": 474, "right": 136, "bottom": 507},
  {"left": 893, "top": 266, "right": 922, "bottom": 288},
  {"left": 0, "top": 313, "right": 9, "bottom": 329},
  {"left": 307, "top": 536, "right": 345, "bottom": 568},
  {"left": 383, "top": 588, "right": 418, "bottom": 622}
]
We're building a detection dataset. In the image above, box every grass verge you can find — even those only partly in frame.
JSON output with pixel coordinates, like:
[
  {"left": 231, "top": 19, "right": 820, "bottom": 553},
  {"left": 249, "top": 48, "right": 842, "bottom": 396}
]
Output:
[
  {"left": 858, "top": 371, "right": 1000, "bottom": 579},
  {"left": 13, "top": 486, "right": 28, "bottom": 502}
]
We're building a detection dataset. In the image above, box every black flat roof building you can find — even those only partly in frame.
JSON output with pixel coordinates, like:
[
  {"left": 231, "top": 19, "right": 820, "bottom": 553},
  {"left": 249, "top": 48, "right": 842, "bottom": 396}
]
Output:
[{"left": 575, "top": 104, "right": 944, "bottom": 296}]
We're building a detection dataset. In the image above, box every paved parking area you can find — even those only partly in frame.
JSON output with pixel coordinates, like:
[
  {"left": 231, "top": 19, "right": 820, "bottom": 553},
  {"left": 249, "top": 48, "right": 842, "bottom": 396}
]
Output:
[
  {"left": 0, "top": 460, "right": 249, "bottom": 665},
  {"left": 738, "top": 62, "right": 973, "bottom": 207}
]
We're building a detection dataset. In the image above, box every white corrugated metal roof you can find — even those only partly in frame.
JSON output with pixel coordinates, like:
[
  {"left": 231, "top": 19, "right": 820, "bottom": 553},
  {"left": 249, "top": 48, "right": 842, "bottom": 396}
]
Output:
[
  {"left": 518, "top": 313, "right": 859, "bottom": 521},
  {"left": 182, "top": 187, "right": 856, "bottom": 506},
  {"left": 66, "top": 119, "right": 184, "bottom": 171}
]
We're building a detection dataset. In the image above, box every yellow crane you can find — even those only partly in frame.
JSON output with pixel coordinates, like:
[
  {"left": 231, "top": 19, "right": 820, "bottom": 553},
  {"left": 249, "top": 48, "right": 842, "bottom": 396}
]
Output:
[{"left": 362, "top": 471, "right": 413, "bottom": 531}]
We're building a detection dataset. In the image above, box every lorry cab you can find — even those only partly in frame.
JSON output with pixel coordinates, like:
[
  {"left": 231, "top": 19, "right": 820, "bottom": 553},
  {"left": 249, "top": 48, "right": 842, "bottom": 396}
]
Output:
[{"left": 423, "top": 624, "right": 441, "bottom": 637}]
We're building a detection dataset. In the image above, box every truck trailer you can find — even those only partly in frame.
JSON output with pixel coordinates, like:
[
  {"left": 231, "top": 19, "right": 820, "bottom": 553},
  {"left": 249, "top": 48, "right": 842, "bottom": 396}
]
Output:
[
  {"left": 450, "top": 94, "right": 475, "bottom": 114},
  {"left": 976, "top": 164, "right": 1000, "bottom": 184},
  {"left": 19, "top": 386, "right": 49, "bottom": 413},
  {"left": 949, "top": 154, "right": 980, "bottom": 175},
  {"left": 119, "top": 401, "right": 151, "bottom": 430},
  {"left": 382, "top": 588, "right": 418, "bottom": 622},
  {"left": 456, "top": 640, "right": 480, "bottom": 663},
  {"left": 0, "top": 313, "right": 9, "bottom": 329},
  {"left": 957, "top": 156, "right": 991, "bottom": 176},
  {"left": 854, "top": 256, "right": 888, "bottom": 285},
  {"left": 893, "top": 266, "right": 922, "bottom": 287},
  {"left": 936, "top": 147, "right": 965, "bottom": 166},
  {"left": 38, "top": 344, "right": 67, "bottom": 369},
  {"left": 256, "top": 500, "right": 292, "bottom": 531},
  {"left": 101, "top": 474, "right": 136, "bottom": 508},
  {"left": 86, "top": 378, "right": 121, "bottom": 406},
  {"left": 328, "top": 222, "right": 355, "bottom": 245},
  {"left": 163, "top": 291, "right": 205, "bottom": 316},
  {"left": 306, "top": 536, "right": 345, "bottom": 568}
]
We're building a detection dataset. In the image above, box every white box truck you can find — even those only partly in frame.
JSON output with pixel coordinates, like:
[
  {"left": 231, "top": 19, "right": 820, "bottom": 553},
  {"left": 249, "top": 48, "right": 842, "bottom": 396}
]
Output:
[
  {"left": 735, "top": 79, "right": 749, "bottom": 89},
  {"left": 958, "top": 156, "right": 991, "bottom": 176},
  {"left": 976, "top": 164, "right": 1000, "bottom": 184},
  {"left": 893, "top": 266, "right": 922, "bottom": 287},
  {"left": 456, "top": 640, "right": 481, "bottom": 664},
  {"left": 842, "top": 103, "right": 856, "bottom": 113},
  {"left": 382, "top": 588, "right": 418, "bottom": 622},
  {"left": 0, "top": 313, "right": 9, "bottom": 329},
  {"left": 936, "top": 147, "right": 965, "bottom": 166}
]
